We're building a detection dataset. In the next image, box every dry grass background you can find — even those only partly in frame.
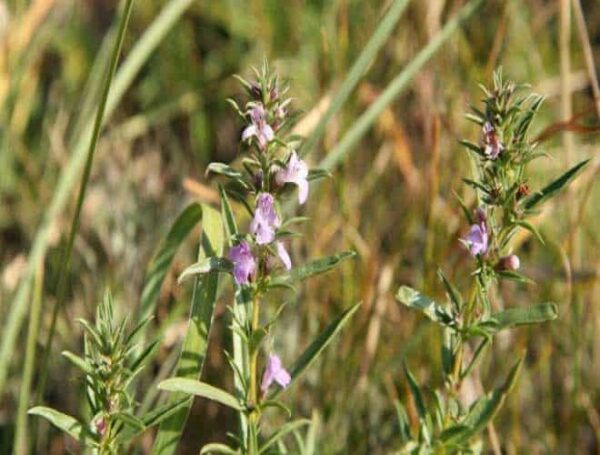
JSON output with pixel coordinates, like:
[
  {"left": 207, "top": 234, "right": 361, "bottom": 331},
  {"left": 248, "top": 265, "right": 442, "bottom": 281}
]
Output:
[{"left": 0, "top": 0, "right": 599, "bottom": 453}]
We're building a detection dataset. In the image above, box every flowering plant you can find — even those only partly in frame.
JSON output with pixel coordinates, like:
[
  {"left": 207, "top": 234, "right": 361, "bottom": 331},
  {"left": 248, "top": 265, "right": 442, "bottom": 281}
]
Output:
[
  {"left": 394, "top": 70, "right": 588, "bottom": 453},
  {"left": 28, "top": 293, "right": 182, "bottom": 454},
  {"left": 157, "top": 61, "right": 358, "bottom": 454}
]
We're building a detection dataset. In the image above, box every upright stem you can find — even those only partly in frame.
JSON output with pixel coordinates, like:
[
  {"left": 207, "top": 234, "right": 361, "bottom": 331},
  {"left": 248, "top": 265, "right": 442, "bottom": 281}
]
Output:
[{"left": 247, "top": 292, "right": 261, "bottom": 454}]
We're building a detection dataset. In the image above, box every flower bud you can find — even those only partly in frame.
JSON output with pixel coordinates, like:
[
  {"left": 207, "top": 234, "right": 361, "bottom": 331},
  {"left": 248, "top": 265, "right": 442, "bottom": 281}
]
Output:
[
  {"left": 474, "top": 207, "right": 487, "bottom": 224},
  {"left": 497, "top": 254, "right": 520, "bottom": 271}
]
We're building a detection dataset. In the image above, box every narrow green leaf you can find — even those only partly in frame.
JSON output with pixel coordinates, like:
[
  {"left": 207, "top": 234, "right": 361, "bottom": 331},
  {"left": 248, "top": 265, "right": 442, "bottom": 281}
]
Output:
[
  {"left": 307, "top": 169, "right": 332, "bottom": 181},
  {"left": 513, "top": 219, "right": 545, "bottom": 245},
  {"left": 457, "top": 358, "right": 523, "bottom": 441},
  {"left": 28, "top": 407, "right": 96, "bottom": 447},
  {"left": 259, "top": 419, "right": 311, "bottom": 454},
  {"left": 395, "top": 401, "right": 412, "bottom": 443},
  {"left": 153, "top": 204, "right": 224, "bottom": 455},
  {"left": 177, "top": 257, "right": 233, "bottom": 284},
  {"left": 437, "top": 270, "right": 462, "bottom": 312},
  {"left": 271, "top": 303, "right": 360, "bottom": 398},
  {"left": 207, "top": 163, "right": 252, "bottom": 189},
  {"left": 301, "top": 0, "right": 411, "bottom": 154},
  {"left": 524, "top": 159, "right": 589, "bottom": 209},
  {"left": 403, "top": 363, "right": 427, "bottom": 419},
  {"left": 319, "top": 0, "right": 484, "bottom": 170},
  {"left": 117, "top": 397, "right": 192, "bottom": 444},
  {"left": 139, "top": 203, "right": 203, "bottom": 323},
  {"left": 61, "top": 351, "right": 93, "bottom": 375},
  {"left": 219, "top": 184, "right": 239, "bottom": 243},
  {"left": 270, "top": 251, "right": 356, "bottom": 287},
  {"left": 395, "top": 286, "right": 454, "bottom": 326},
  {"left": 158, "top": 378, "right": 242, "bottom": 411},
  {"left": 491, "top": 303, "right": 558, "bottom": 330}
]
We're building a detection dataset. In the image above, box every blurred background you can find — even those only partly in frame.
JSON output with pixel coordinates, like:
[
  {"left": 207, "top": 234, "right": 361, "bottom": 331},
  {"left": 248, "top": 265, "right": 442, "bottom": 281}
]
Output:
[{"left": 0, "top": 0, "right": 599, "bottom": 453}]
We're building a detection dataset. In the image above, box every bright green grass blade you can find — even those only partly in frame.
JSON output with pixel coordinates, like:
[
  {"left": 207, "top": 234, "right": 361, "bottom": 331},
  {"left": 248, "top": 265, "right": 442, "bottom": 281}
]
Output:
[
  {"left": 319, "top": 0, "right": 484, "bottom": 170},
  {"left": 139, "top": 203, "right": 204, "bottom": 323},
  {"left": 0, "top": 0, "right": 196, "bottom": 400},
  {"left": 301, "top": 0, "right": 411, "bottom": 155},
  {"left": 152, "top": 203, "right": 224, "bottom": 455}
]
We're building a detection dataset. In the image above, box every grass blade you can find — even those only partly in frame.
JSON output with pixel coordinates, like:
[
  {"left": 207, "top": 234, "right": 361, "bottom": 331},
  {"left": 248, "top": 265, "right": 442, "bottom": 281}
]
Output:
[
  {"left": 152, "top": 203, "right": 224, "bottom": 455},
  {"left": 0, "top": 0, "right": 197, "bottom": 399},
  {"left": 301, "top": 0, "right": 410, "bottom": 155},
  {"left": 320, "top": 0, "right": 484, "bottom": 170}
]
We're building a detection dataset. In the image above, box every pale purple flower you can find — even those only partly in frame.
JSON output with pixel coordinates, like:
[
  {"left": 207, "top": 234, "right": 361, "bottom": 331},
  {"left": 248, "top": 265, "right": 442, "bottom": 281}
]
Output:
[
  {"left": 275, "top": 151, "right": 309, "bottom": 204},
  {"left": 464, "top": 222, "right": 488, "bottom": 257},
  {"left": 228, "top": 241, "right": 256, "bottom": 285},
  {"left": 482, "top": 122, "right": 503, "bottom": 160},
  {"left": 250, "top": 193, "right": 280, "bottom": 245},
  {"left": 261, "top": 353, "right": 291, "bottom": 394},
  {"left": 276, "top": 241, "right": 292, "bottom": 270},
  {"left": 241, "top": 104, "right": 274, "bottom": 150}
]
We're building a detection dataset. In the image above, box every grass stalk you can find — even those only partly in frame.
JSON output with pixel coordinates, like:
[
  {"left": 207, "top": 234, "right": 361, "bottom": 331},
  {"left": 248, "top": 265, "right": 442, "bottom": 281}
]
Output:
[
  {"left": 36, "top": 0, "right": 136, "bottom": 401},
  {"left": 13, "top": 259, "right": 43, "bottom": 455},
  {"left": 0, "top": 0, "right": 196, "bottom": 398},
  {"left": 301, "top": 0, "right": 410, "bottom": 155},
  {"left": 320, "top": 0, "right": 484, "bottom": 171}
]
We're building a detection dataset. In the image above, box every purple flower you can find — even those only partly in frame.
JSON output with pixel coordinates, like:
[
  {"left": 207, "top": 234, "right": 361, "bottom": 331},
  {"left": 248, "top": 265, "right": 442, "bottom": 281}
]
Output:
[
  {"left": 464, "top": 222, "right": 488, "bottom": 257},
  {"left": 261, "top": 353, "right": 291, "bottom": 394},
  {"left": 276, "top": 241, "right": 292, "bottom": 270},
  {"left": 229, "top": 241, "right": 256, "bottom": 285},
  {"left": 250, "top": 193, "right": 280, "bottom": 245},
  {"left": 242, "top": 104, "right": 274, "bottom": 150},
  {"left": 482, "top": 122, "right": 503, "bottom": 160},
  {"left": 275, "top": 151, "right": 309, "bottom": 204}
]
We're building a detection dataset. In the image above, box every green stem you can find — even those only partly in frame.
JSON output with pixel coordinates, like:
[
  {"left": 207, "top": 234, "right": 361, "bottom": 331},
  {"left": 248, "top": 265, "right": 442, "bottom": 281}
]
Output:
[
  {"left": 13, "top": 260, "right": 44, "bottom": 455},
  {"left": 247, "top": 293, "right": 261, "bottom": 454}
]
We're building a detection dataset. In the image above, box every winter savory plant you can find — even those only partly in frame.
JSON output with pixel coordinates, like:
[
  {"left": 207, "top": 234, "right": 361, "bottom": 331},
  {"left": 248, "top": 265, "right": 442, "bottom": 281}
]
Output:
[
  {"left": 394, "top": 70, "right": 589, "bottom": 453},
  {"left": 156, "top": 61, "right": 358, "bottom": 454},
  {"left": 26, "top": 62, "right": 358, "bottom": 454}
]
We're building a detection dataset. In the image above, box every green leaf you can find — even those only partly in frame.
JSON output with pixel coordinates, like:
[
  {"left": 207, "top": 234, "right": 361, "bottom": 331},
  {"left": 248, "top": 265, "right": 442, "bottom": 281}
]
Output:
[
  {"left": 219, "top": 184, "right": 239, "bottom": 243},
  {"left": 457, "top": 357, "right": 523, "bottom": 441},
  {"left": 158, "top": 378, "right": 242, "bottom": 411},
  {"left": 403, "top": 363, "right": 427, "bottom": 419},
  {"left": 491, "top": 303, "right": 558, "bottom": 331},
  {"left": 177, "top": 257, "right": 233, "bottom": 284},
  {"left": 200, "top": 443, "right": 239, "bottom": 454},
  {"left": 28, "top": 407, "right": 96, "bottom": 447},
  {"left": 301, "top": 0, "right": 411, "bottom": 155},
  {"left": 437, "top": 270, "right": 462, "bottom": 312},
  {"left": 307, "top": 169, "right": 333, "bottom": 181},
  {"left": 319, "top": 0, "right": 484, "bottom": 170},
  {"left": 395, "top": 286, "right": 454, "bottom": 326},
  {"left": 496, "top": 270, "right": 535, "bottom": 285},
  {"left": 153, "top": 204, "right": 224, "bottom": 455},
  {"left": 270, "top": 251, "right": 356, "bottom": 287},
  {"left": 524, "top": 159, "right": 589, "bottom": 209},
  {"left": 61, "top": 351, "right": 93, "bottom": 375},
  {"left": 271, "top": 303, "right": 360, "bottom": 398},
  {"left": 207, "top": 162, "right": 251, "bottom": 189},
  {"left": 114, "top": 412, "right": 146, "bottom": 432},
  {"left": 395, "top": 401, "right": 412, "bottom": 443},
  {"left": 139, "top": 202, "right": 203, "bottom": 326},
  {"left": 259, "top": 419, "right": 311, "bottom": 454},
  {"left": 437, "top": 425, "right": 472, "bottom": 446},
  {"left": 513, "top": 219, "right": 544, "bottom": 245},
  {"left": 117, "top": 397, "right": 192, "bottom": 443}
]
